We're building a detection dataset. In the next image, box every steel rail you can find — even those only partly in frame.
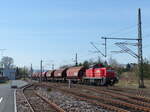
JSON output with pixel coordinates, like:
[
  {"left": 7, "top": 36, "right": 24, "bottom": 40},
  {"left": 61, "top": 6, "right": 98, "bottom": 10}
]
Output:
[
  {"left": 83, "top": 87, "right": 150, "bottom": 107},
  {"left": 42, "top": 84, "right": 129, "bottom": 112},
  {"left": 104, "top": 89, "right": 150, "bottom": 103},
  {"left": 23, "top": 84, "right": 65, "bottom": 112},
  {"left": 43, "top": 83, "right": 150, "bottom": 112},
  {"left": 34, "top": 91, "right": 65, "bottom": 112},
  {"left": 22, "top": 85, "right": 35, "bottom": 112}
]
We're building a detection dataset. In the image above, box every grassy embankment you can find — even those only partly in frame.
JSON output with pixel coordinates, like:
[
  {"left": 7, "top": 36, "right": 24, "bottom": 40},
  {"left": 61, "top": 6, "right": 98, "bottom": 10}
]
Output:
[{"left": 115, "top": 72, "right": 150, "bottom": 96}]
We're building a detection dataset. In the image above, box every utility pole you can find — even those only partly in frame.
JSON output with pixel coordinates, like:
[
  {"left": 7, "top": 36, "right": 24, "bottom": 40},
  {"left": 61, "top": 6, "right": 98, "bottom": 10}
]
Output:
[
  {"left": 137, "top": 8, "right": 145, "bottom": 88},
  {"left": 101, "top": 8, "right": 145, "bottom": 88},
  {"left": 104, "top": 38, "right": 107, "bottom": 65},
  {"left": 24, "top": 66, "right": 25, "bottom": 80},
  {"left": 30, "top": 64, "right": 33, "bottom": 78},
  {"left": 104, "top": 38, "right": 107, "bottom": 58},
  {"left": 74, "top": 53, "right": 78, "bottom": 66},
  {"left": 40, "top": 60, "right": 43, "bottom": 82},
  {"left": 52, "top": 64, "right": 54, "bottom": 70}
]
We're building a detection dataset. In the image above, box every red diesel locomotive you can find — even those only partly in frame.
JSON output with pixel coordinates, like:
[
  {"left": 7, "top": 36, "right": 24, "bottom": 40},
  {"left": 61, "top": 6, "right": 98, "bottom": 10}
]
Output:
[
  {"left": 85, "top": 66, "right": 117, "bottom": 85},
  {"left": 32, "top": 64, "right": 118, "bottom": 86}
]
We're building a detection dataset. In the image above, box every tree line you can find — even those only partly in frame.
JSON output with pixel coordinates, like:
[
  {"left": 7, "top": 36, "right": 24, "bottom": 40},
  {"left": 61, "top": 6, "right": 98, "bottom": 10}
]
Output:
[
  {"left": 59, "top": 57, "right": 150, "bottom": 79},
  {"left": 1, "top": 56, "right": 150, "bottom": 79}
]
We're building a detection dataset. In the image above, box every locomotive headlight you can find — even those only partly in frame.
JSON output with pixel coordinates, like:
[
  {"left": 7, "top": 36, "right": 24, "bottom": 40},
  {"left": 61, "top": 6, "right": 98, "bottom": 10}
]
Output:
[{"left": 96, "top": 70, "right": 101, "bottom": 73}]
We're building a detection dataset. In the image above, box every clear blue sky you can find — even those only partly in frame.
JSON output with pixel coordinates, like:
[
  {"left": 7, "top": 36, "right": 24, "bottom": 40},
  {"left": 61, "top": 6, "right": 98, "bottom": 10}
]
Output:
[{"left": 0, "top": 0, "right": 150, "bottom": 69}]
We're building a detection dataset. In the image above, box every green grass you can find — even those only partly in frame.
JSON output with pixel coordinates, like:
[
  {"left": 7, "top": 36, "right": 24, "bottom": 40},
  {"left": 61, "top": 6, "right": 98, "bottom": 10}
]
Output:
[{"left": 116, "top": 79, "right": 150, "bottom": 89}]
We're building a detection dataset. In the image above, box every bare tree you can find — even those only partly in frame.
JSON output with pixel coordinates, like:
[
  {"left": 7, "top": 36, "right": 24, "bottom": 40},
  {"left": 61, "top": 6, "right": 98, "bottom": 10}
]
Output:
[
  {"left": 108, "top": 57, "right": 119, "bottom": 67},
  {"left": 1, "top": 56, "right": 14, "bottom": 69}
]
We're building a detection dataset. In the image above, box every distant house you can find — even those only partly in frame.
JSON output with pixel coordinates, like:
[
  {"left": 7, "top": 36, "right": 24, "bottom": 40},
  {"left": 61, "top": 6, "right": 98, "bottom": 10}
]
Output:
[{"left": 3, "top": 68, "right": 16, "bottom": 80}]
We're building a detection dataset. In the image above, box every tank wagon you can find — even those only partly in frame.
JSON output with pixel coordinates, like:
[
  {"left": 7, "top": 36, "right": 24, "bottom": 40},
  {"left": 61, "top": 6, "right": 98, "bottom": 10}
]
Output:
[{"left": 32, "top": 65, "right": 118, "bottom": 86}]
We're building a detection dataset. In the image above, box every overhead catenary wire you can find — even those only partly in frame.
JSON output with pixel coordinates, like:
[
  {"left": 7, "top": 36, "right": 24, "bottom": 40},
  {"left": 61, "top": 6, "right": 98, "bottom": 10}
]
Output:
[
  {"left": 105, "top": 25, "right": 137, "bottom": 37},
  {"left": 100, "top": 9, "right": 145, "bottom": 88}
]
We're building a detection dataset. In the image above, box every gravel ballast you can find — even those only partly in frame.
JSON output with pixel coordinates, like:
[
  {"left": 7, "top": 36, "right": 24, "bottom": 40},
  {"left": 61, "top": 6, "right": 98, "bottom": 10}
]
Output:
[
  {"left": 36, "top": 87, "right": 112, "bottom": 112},
  {"left": 16, "top": 89, "right": 33, "bottom": 112}
]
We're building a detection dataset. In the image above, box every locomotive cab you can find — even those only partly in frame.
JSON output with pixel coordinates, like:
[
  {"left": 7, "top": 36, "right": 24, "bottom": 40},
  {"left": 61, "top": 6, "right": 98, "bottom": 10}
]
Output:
[{"left": 105, "top": 67, "right": 118, "bottom": 85}]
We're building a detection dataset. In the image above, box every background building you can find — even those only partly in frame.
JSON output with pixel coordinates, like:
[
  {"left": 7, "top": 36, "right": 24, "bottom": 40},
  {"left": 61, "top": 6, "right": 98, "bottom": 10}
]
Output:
[{"left": 2, "top": 68, "right": 16, "bottom": 80}]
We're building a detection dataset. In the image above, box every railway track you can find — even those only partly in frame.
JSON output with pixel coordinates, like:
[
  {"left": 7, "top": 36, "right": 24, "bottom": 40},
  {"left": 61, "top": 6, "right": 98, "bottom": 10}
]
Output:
[
  {"left": 100, "top": 86, "right": 150, "bottom": 98},
  {"left": 70, "top": 83, "right": 150, "bottom": 104},
  {"left": 78, "top": 86, "right": 150, "bottom": 108},
  {"left": 101, "top": 88, "right": 150, "bottom": 103},
  {"left": 43, "top": 82, "right": 150, "bottom": 103},
  {"left": 22, "top": 84, "right": 65, "bottom": 112},
  {"left": 40, "top": 83, "right": 150, "bottom": 112},
  {"left": 37, "top": 83, "right": 128, "bottom": 112}
]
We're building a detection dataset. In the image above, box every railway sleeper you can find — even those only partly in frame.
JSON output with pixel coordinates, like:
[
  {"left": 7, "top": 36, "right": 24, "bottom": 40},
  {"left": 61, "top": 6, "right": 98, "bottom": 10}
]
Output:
[
  {"left": 54, "top": 87, "right": 150, "bottom": 112},
  {"left": 39, "top": 83, "right": 150, "bottom": 112},
  {"left": 85, "top": 87, "right": 150, "bottom": 108},
  {"left": 38, "top": 84, "right": 129, "bottom": 112},
  {"left": 103, "top": 89, "right": 150, "bottom": 103}
]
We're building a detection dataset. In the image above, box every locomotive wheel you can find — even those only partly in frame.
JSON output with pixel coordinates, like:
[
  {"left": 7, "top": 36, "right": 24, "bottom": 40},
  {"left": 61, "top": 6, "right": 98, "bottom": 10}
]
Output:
[
  {"left": 100, "top": 78, "right": 106, "bottom": 86},
  {"left": 109, "top": 80, "right": 114, "bottom": 86}
]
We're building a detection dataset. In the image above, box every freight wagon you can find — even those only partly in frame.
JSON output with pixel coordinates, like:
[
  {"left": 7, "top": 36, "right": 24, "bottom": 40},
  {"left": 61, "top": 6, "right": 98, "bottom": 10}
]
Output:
[{"left": 32, "top": 64, "right": 118, "bottom": 86}]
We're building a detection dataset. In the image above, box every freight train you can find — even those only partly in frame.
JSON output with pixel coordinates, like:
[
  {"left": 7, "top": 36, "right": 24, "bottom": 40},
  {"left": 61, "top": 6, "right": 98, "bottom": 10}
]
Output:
[{"left": 32, "top": 64, "right": 118, "bottom": 86}]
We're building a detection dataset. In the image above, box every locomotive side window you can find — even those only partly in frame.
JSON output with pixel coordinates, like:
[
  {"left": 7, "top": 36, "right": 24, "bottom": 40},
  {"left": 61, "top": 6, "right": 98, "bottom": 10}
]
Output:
[{"left": 107, "top": 70, "right": 115, "bottom": 72}]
